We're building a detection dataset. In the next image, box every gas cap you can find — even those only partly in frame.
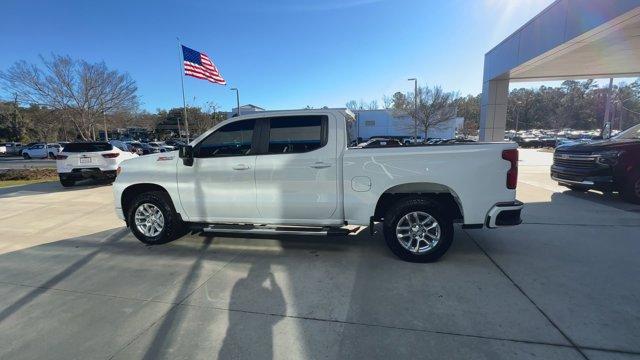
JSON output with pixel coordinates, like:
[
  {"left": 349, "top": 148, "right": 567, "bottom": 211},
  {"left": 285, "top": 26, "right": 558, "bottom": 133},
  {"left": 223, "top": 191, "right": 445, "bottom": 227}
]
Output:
[{"left": 351, "top": 176, "right": 372, "bottom": 192}]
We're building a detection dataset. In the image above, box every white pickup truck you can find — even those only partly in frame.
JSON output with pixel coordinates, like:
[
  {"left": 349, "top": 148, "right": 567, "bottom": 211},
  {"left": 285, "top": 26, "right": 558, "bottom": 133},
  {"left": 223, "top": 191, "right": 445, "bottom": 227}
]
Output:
[{"left": 113, "top": 109, "right": 522, "bottom": 262}]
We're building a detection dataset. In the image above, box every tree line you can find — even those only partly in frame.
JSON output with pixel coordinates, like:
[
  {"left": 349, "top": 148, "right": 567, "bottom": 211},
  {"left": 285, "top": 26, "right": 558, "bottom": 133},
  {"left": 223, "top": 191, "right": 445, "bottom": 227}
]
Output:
[{"left": 347, "top": 79, "right": 640, "bottom": 136}]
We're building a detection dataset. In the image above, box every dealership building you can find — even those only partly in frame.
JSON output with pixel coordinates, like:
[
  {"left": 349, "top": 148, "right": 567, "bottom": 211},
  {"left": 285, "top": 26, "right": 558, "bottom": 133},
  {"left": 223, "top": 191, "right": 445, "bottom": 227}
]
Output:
[
  {"left": 480, "top": 0, "right": 640, "bottom": 141},
  {"left": 352, "top": 109, "right": 463, "bottom": 141}
]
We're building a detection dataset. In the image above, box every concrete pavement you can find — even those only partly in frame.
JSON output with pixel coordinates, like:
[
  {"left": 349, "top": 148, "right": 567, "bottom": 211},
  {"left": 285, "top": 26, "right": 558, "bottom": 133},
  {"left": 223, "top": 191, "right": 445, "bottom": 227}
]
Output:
[{"left": 0, "top": 149, "right": 638, "bottom": 359}]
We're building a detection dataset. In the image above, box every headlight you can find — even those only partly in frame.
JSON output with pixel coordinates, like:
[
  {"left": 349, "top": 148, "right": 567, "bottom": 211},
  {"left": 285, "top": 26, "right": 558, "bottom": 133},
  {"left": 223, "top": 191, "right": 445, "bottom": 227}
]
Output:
[{"left": 596, "top": 150, "right": 623, "bottom": 165}]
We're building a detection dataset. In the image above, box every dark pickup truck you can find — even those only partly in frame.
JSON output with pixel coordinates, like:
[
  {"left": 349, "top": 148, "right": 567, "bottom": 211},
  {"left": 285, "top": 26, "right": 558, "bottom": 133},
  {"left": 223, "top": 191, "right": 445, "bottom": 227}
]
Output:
[{"left": 551, "top": 123, "right": 640, "bottom": 204}]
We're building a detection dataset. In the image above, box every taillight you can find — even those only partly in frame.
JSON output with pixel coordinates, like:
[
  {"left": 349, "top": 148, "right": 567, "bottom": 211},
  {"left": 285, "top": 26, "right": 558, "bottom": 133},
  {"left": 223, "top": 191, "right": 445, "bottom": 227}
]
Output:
[
  {"left": 116, "top": 166, "right": 122, "bottom": 176},
  {"left": 102, "top": 153, "right": 120, "bottom": 158},
  {"left": 56, "top": 154, "right": 68, "bottom": 160},
  {"left": 502, "top": 149, "right": 518, "bottom": 189}
]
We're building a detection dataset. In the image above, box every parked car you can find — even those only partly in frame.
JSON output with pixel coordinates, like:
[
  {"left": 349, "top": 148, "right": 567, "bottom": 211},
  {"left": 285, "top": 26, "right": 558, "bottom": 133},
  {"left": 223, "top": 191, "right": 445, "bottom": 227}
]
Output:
[
  {"left": 22, "top": 143, "right": 61, "bottom": 159},
  {"left": 113, "top": 109, "right": 522, "bottom": 262},
  {"left": 124, "top": 141, "right": 144, "bottom": 155},
  {"left": 56, "top": 142, "right": 138, "bottom": 187},
  {"left": 551, "top": 123, "right": 640, "bottom": 203},
  {"left": 109, "top": 140, "right": 133, "bottom": 152},
  {"left": 147, "top": 142, "right": 174, "bottom": 152},
  {"left": 18, "top": 142, "right": 38, "bottom": 156},
  {"left": 358, "top": 138, "right": 404, "bottom": 148},
  {"left": 138, "top": 142, "right": 161, "bottom": 155},
  {"left": 4, "top": 142, "right": 23, "bottom": 155},
  {"left": 514, "top": 136, "right": 543, "bottom": 148},
  {"left": 164, "top": 139, "right": 187, "bottom": 149},
  {"left": 0, "top": 143, "right": 6, "bottom": 155},
  {"left": 402, "top": 136, "right": 424, "bottom": 145}
]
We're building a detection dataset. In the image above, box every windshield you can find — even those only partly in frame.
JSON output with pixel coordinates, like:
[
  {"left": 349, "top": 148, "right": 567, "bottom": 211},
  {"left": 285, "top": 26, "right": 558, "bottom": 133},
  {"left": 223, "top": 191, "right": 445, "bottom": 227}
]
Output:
[{"left": 614, "top": 123, "right": 640, "bottom": 140}]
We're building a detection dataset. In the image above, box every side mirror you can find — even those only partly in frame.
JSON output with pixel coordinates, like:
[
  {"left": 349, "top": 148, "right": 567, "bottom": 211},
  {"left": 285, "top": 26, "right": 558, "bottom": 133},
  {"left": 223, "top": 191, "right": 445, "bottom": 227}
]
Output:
[{"left": 179, "top": 145, "right": 194, "bottom": 166}]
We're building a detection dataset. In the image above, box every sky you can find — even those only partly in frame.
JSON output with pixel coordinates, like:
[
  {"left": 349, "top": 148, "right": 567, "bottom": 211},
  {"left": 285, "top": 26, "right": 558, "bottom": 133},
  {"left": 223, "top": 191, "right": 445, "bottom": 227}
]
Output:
[{"left": 0, "top": 0, "right": 633, "bottom": 112}]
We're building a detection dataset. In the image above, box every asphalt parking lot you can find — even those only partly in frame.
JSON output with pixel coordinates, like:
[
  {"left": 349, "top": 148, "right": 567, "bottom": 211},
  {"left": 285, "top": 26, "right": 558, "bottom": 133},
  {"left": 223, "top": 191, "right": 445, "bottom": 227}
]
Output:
[
  {"left": 0, "top": 149, "right": 638, "bottom": 360},
  {"left": 0, "top": 156, "right": 57, "bottom": 170}
]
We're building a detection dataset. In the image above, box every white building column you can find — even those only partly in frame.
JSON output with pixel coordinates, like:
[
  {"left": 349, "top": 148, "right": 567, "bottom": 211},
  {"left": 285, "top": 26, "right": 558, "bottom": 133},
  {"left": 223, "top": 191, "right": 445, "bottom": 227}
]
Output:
[{"left": 479, "top": 79, "right": 509, "bottom": 141}]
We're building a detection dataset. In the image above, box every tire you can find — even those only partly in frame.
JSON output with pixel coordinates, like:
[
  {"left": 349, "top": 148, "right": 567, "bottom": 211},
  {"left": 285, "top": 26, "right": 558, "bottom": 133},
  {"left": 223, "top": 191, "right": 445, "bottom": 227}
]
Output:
[
  {"left": 48, "top": 152, "right": 55, "bottom": 159},
  {"left": 22, "top": 153, "right": 30, "bottom": 159},
  {"left": 127, "top": 191, "right": 185, "bottom": 245},
  {"left": 383, "top": 198, "right": 454, "bottom": 263},
  {"left": 60, "top": 178, "right": 75, "bottom": 187},
  {"left": 622, "top": 174, "right": 640, "bottom": 205}
]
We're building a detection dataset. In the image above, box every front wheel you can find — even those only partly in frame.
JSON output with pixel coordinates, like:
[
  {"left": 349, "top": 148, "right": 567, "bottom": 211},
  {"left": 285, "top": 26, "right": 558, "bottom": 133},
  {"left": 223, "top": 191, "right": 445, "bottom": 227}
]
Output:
[
  {"left": 22, "top": 153, "right": 30, "bottom": 159},
  {"left": 622, "top": 174, "right": 640, "bottom": 204},
  {"left": 127, "top": 191, "right": 185, "bottom": 245},
  {"left": 383, "top": 198, "right": 453, "bottom": 263}
]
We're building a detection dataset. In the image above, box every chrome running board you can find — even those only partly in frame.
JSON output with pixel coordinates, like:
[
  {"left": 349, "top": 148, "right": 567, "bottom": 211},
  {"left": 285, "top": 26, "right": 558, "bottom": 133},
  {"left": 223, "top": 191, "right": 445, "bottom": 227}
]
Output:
[{"left": 201, "top": 224, "right": 361, "bottom": 236}]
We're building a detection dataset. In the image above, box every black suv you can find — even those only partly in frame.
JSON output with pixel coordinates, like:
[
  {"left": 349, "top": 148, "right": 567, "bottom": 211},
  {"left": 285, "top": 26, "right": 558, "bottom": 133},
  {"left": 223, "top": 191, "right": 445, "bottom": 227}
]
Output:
[{"left": 551, "top": 124, "right": 640, "bottom": 204}]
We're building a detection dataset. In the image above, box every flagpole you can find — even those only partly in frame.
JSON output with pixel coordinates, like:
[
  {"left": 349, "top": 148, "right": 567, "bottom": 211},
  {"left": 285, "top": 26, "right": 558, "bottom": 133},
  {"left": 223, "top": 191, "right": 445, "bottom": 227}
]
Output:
[{"left": 176, "top": 37, "right": 189, "bottom": 142}]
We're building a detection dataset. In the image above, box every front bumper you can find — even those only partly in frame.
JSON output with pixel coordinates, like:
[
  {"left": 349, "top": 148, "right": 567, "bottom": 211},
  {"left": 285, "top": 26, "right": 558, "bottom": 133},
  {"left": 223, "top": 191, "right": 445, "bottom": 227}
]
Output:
[
  {"left": 59, "top": 169, "right": 117, "bottom": 181},
  {"left": 485, "top": 201, "right": 523, "bottom": 228},
  {"left": 550, "top": 167, "right": 614, "bottom": 190}
]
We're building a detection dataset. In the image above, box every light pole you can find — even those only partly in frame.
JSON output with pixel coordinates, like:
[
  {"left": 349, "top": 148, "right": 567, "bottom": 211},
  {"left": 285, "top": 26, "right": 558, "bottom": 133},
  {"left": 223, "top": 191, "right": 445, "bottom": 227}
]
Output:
[
  {"left": 103, "top": 111, "right": 108, "bottom": 141},
  {"left": 603, "top": 77, "right": 614, "bottom": 138},
  {"left": 408, "top": 78, "right": 418, "bottom": 141},
  {"left": 230, "top": 88, "right": 240, "bottom": 117},
  {"left": 514, "top": 100, "right": 522, "bottom": 133}
]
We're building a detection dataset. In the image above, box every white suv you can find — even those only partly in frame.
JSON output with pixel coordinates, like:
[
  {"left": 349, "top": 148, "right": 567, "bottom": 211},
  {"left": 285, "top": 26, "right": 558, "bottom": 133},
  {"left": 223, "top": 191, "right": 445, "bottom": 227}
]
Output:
[
  {"left": 22, "top": 143, "right": 61, "bottom": 159},
  {"left": 56, "top": 142, "right": 138, "bottom": 187}
]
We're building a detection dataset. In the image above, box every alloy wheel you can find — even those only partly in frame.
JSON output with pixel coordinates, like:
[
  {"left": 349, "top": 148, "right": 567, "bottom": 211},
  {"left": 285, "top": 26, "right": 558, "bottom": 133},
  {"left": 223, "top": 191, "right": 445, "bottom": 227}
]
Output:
[
  {"left": 134, "top": 203, "right": 165, "bottom": 237},
  {"left": 395, "top": 211, "right": 441, "bottom": 254}
]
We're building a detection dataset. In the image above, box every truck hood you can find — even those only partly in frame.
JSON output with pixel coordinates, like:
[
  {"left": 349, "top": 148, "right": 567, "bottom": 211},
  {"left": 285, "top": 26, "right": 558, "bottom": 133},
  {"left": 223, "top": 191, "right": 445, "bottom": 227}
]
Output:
[
  {"left": 556, "top": 138, "right": 639, "bottom": 153},
  {"left": 120, "top": 150, "right": 179, "bottom": 169}
]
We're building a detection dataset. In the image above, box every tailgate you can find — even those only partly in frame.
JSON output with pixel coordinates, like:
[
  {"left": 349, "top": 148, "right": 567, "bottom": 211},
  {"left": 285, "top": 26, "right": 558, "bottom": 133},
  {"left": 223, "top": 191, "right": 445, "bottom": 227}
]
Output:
[{"left": 64, "top": 152, "right": 109, "bottom": 168}]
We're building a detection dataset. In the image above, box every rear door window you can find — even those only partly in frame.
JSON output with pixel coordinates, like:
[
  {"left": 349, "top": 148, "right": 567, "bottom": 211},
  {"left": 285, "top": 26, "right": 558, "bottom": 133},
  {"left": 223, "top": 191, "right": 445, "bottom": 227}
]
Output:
[{"left": 266, "top": 116, "right": 326, "bottom": 154}]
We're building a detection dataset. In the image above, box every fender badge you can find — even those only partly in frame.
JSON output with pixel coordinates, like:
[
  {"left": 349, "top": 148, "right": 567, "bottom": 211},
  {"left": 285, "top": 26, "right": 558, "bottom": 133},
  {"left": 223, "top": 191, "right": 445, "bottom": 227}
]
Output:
[{"left": 157, "top": 156, "right": 174, "bottom": 161}]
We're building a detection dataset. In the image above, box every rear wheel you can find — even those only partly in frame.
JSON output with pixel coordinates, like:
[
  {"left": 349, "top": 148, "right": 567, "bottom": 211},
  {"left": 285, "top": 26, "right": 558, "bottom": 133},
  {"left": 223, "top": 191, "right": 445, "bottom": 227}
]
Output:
[
  {"left": 48, "top": 152, "right": 55, "bottom": 159},
  {"left": 22, "top": 153, "right": 30, "bottom": 159},
  {"left": 127, "top": 191, "right": 185, "bottom": 245},
  {"left": 383, "top": 198, "right": 453, "bottom": 263},
  {"left": 622, "top": 174, "right": 640, "bottom": 204}
]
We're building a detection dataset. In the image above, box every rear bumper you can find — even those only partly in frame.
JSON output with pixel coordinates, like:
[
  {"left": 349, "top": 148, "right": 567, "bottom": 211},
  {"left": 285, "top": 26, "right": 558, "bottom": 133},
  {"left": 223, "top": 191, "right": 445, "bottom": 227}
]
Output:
[
  {"left": 485, "top": 201, "right": 523, "bottom": 228},
  {"left": 59, "top": 169, "right": 117, "bottom": 180}
]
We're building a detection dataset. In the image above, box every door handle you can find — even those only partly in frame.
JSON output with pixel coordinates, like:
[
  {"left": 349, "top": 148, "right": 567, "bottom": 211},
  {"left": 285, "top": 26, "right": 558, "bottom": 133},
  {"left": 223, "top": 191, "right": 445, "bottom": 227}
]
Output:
[
  {"left": 309, "top": 162, "right": 332, "bottom": 169},
  {"left": 232, "top": 164, "right": 250, "bottom": 170}
]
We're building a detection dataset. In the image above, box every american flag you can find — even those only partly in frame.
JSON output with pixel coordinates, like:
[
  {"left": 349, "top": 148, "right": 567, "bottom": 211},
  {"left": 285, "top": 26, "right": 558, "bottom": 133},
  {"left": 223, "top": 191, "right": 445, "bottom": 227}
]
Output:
[{"left": 181, "top": 45, "right": 226, "bottom": 85}]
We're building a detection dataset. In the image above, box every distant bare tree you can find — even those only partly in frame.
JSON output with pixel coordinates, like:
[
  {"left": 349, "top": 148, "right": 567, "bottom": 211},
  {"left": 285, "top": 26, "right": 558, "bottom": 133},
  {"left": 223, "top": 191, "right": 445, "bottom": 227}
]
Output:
[
  {"left": 0, "top": 54, "right": 139, "bottom": 140},
  {"left": 382, "top": 95, "right": 393, "bottom": 109},
  {"left": 345, "top": 100, "right": 360, "bottom": 110},
  {"left": 392, "top": 85, "right": 458, "bottom": 137},
  {"left": 346, "top": 99, "right": 378, "bottom": 111}
]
